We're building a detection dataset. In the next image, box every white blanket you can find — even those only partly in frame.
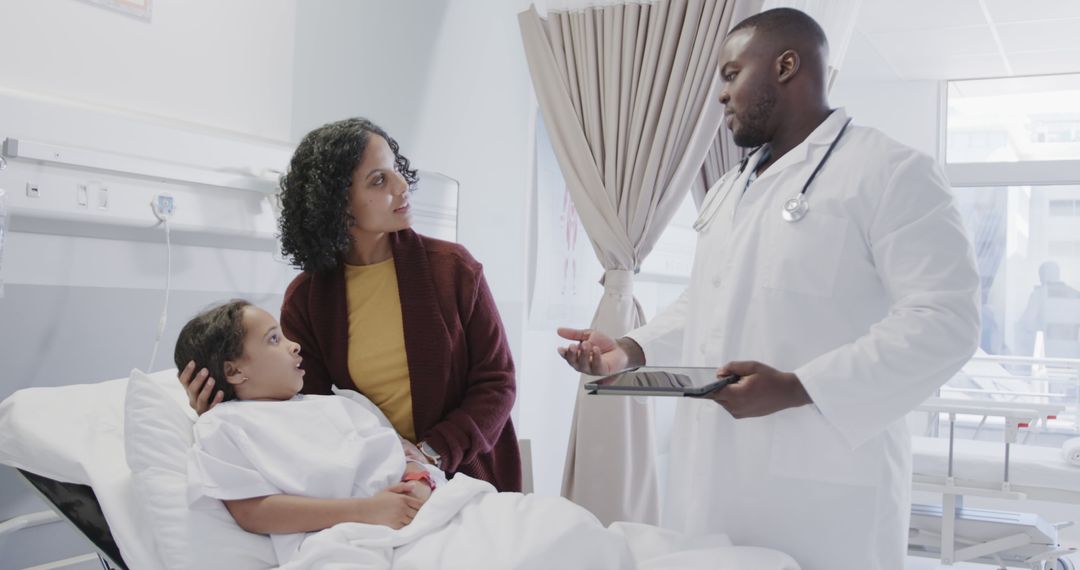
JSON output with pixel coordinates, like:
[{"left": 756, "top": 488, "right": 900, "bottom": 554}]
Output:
[{"left": 280, "top": 475, "right": 795, "bottom": 570}]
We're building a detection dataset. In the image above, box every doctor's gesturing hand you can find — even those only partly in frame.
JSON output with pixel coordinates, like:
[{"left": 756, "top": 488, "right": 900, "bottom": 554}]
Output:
[
  {"left": 704, "top": 360, "right": 812, "bottom": 418},
  {"left": 556, "top": 328, "right": 644, "bottom": 376}
]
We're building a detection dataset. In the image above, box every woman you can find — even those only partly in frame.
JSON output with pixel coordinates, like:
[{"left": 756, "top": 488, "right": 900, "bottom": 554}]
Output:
[{"left": 181, "top": 118, "right": 521, "bottom": 492}]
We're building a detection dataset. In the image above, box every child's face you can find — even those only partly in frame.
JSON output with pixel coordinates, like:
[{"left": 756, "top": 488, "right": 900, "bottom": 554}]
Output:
[{"left": 226, "top": 306, "right": 305, "bottom": 401}]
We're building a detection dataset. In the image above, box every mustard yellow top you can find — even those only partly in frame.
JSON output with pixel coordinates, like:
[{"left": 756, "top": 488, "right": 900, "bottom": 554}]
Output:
[{"left": 344, "top": 258, "right": 415, "bottom": 442}]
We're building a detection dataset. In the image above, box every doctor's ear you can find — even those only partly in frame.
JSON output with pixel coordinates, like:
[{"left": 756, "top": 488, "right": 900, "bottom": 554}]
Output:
[
  {"left": 223, "top": 361, "right": 248, "bottom": 386},
  {"left": 776, "top": 49, "right": 801, "bottom": 84}
]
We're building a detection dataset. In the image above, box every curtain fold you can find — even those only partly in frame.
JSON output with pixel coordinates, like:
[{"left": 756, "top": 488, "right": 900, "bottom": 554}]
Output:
[{"left": 519, "top": 0, "right": 735, "bottom": 525}]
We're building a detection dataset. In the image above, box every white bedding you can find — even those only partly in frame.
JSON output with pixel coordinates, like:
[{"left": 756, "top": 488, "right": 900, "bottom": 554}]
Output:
[
  {"left": 912, "top": 435, "right": 1080, "bottom": 493},
  {"left": 0, "top": 370, "right": 802, "bottom": 569}
]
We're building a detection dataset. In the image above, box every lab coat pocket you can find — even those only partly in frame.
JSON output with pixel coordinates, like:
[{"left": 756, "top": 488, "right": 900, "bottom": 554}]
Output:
[
  {"left": 763, "top": 212, "right": 849, "bottom": 297},
  {"left": 768, "top": 407, "right": 881, "bottom": 487}
]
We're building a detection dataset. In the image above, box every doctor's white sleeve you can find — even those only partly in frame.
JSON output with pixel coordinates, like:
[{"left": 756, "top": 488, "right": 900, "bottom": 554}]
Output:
[
  {"left": 795, "top": 153, "right": 981, "bottom": 449},
  {"left": 625, "top": 289, "right": 690, "bottom": 366}
]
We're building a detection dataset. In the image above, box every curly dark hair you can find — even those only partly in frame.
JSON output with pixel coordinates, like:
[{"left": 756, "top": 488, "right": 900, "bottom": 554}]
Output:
[
  {"left": 173, "top": 299, "right": 252, "bottom": 403},
  {"left": 278, "top": 118, "right": 419, "bottom": 272}
]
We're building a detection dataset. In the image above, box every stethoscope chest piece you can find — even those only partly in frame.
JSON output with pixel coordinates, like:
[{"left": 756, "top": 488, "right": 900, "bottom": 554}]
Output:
[{"left": 781, "top": 194, "right": 809, "bottom": 222}]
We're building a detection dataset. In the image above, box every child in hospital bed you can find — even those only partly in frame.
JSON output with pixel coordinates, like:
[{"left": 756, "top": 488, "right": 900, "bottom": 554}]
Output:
[{"left": 174, "top": 299, "right": 444, "bottom": 563}]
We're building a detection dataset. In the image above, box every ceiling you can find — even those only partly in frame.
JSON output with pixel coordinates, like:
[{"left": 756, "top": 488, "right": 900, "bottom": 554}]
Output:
[{"left": 845, "top": 0, "right": 1080, "bottom": 81}]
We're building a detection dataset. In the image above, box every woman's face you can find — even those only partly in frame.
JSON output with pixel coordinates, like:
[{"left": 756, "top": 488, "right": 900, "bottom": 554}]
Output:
[
  {"left": 347, "top": 134, "right": 412, "bottom": 238},
  {"left": 226, "top": 306, "right": 305, "bottom": 401}
]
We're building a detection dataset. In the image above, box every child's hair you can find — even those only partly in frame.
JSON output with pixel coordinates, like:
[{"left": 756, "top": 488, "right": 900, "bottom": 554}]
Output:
[{"left": 173, "top": 299, "right": 252, "bottom": 403}]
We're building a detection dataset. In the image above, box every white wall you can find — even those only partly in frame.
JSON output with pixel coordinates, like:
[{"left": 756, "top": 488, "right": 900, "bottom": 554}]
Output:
[
  {"left": 831, "top": 78, "right": 941, "bottom": 159},
  {"left": 0, "top": 2, "right": 301, "bottom": 567},
  {"left": 0, "top": 0, "right": 297, "bottom": 142},
  {"left": 830, "top": 31, "right": 941, "bottom": 159}
]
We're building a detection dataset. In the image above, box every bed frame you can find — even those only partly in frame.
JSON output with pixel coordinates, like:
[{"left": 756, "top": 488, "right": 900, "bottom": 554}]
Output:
[{"left": 12, "top": 469, "right": 128, "bottom": 570}]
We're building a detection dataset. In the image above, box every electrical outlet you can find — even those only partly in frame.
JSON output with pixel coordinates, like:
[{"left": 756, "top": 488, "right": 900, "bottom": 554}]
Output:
[
  {"left": 152, "top": 194, "right": 175, "bottom": 220},
  {"left": 26, "top": 182, "right": 39, "bottom": 198},
  {"left": 76, "top": 184, "right": 88, "bottom": 207}
]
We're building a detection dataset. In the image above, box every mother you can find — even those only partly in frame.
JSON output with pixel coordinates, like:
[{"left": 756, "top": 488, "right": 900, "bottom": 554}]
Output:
[{"left": 181, "top": 118, "right": 521, "bottom": 492}]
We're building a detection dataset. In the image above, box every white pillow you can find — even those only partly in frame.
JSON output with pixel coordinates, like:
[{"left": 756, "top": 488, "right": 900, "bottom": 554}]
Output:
[
  {"left": 124, "top": 369, "right": 276, "bottom": 570},
  {"left": 0, "top": 377, "right": 128, "bottom": 484}
]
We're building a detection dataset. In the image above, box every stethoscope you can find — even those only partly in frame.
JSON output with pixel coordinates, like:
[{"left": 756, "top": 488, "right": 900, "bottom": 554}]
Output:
[{"left": 693, "top": 117, "right": 852, "bottom": 231}]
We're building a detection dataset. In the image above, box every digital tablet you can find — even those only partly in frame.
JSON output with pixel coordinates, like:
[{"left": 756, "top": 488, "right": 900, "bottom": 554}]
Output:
[{"left": 583, "top": 366, "right": 739, "bottom": 397}]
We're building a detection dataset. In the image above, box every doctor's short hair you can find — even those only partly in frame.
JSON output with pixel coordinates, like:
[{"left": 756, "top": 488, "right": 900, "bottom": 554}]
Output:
[
  {"left": 729, "top": 7, "right": 828, "bottom": 50},
  {"left": 173, "top": 299, "right": 253, "bottom": 403},
  {"left": 278, "top": 117, "right": 420, "bottom": 272}
]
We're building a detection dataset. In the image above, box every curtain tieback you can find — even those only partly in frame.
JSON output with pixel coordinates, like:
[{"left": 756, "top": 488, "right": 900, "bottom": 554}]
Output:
[{"left": 599, "top": 268, "right": 636, "bottom": 296}]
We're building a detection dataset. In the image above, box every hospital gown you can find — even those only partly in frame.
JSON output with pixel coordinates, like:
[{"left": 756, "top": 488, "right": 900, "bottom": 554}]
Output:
[{"left": 187, "top": 394, "right": 435, "bottom": 564}]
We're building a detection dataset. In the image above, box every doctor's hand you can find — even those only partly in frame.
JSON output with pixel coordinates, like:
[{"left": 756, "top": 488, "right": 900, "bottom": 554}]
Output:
[
  {"left": 179, "top": 360, "right": 224, "bottom": 415},
  {"left": 557, "top": 328, "right": 639, "bottom": 376},
  {"left": 705, "top": 361, "right": 812, "bottom": 419}
]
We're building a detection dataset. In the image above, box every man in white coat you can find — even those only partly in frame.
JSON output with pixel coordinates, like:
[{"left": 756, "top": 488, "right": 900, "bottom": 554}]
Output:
[{"left": 557, "top": 8, "right": 980, "bottom": 570}]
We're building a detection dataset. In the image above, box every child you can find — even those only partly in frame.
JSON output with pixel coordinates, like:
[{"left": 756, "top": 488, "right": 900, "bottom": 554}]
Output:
[{"left": 174, "top": 300, "right": 441, "bottom": 564}]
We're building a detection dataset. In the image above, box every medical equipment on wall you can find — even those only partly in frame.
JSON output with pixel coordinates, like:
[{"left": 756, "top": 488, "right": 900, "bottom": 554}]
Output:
[
  {"left": 909, "top": 354, "right": 1080, "bottom": 569},
  {"left": 692, "top": 116, "right": 852, "bottom": 231},
  {"left": 146, "top": 197, "right": 174, "bottom": 372}
]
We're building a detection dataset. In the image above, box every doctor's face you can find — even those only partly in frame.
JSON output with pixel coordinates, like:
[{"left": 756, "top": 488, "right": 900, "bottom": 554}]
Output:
[
  {"left": 347, "top": 134, "right": 413, "bottom": 238},
  {"left": 226, "top": 306, "right": 305, "bottom": 401},
  {"left": 718, "top": 28, "right": 778, "bottom": 148}
]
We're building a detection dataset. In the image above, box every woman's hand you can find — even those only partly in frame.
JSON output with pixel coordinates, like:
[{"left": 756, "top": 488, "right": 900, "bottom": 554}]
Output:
[
  {"left": 400, "top": 438, "right": 429, "bottom": 464},
  {"left": 354, "top": 485, "right": 424, "bottom": 529},
  {"left": 178, "top": 360, "right": 224, "bottom": 415}
]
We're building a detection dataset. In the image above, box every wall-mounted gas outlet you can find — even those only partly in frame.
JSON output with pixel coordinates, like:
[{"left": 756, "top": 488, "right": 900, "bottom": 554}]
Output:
[{"left": 152, "top": 193, "right": 175, "bottom": 221}]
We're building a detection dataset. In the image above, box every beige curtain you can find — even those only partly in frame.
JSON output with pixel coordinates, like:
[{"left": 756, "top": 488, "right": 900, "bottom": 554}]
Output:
[{"left": 519, "top": 0, "right": 736, "bottom": 525}]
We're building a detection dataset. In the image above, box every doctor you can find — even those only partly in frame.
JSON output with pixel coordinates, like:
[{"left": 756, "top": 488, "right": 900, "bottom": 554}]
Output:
[{"left": 557, "top": 8, "right": 980, "bottom": 570}]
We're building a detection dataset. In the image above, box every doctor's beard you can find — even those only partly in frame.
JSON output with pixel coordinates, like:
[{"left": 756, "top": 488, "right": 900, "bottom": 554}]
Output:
[{"left": 731, "top": 87, "right": 777, "bottom": 148}]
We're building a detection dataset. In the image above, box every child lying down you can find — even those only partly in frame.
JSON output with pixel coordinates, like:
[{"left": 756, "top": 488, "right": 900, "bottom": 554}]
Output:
[{"left": 174, "top": 300, "right": 801, "bottom": 569}]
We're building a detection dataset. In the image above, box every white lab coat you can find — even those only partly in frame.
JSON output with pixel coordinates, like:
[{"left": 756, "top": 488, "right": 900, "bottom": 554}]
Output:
[{"left": 627, "top": 109, "right": 980, "bottom": 570}]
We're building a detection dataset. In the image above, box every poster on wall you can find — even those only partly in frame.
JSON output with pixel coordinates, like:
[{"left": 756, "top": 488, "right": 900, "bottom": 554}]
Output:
[
  {"left": 78, "top": 0, "right": 151, "bottom": 21},
  {"left": 528, "top": 117, "right": 603, "bottom": 330}
]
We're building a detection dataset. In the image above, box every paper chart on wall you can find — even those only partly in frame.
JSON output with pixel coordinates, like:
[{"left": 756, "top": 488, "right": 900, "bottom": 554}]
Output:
[{"left": 527, "top": 119, "right": 602, "bottom": 330}]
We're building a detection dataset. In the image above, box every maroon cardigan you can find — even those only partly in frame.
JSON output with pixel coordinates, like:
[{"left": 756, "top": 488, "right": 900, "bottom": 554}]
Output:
[{"left": 280, "top": 229, "right": 522, "bottom": 492}]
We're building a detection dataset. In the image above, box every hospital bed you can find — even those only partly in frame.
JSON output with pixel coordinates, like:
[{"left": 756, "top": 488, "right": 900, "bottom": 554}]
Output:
[
  {"left": 0, "top": 369, "right": 801, "bottom": 569},
  {"left": 909, "top": 354, "right": 1080, "bottom": 569}
]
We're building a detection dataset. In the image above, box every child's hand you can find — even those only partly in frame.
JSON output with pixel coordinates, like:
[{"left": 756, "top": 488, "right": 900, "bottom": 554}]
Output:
[
  {"left": 354, "top": 487, "right": 424, "bottom": 529},
  {"left": 402, "top": 480, "right": 432, "bottom": 502}
]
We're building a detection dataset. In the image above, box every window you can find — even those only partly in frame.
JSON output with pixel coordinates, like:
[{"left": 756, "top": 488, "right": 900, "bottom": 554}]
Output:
[
  {"left": 944, "top": 74, "right": 1080, "bottom": 438},
  {"left": 946, "top": 73, "right": 1080, "bottom": 163}
]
